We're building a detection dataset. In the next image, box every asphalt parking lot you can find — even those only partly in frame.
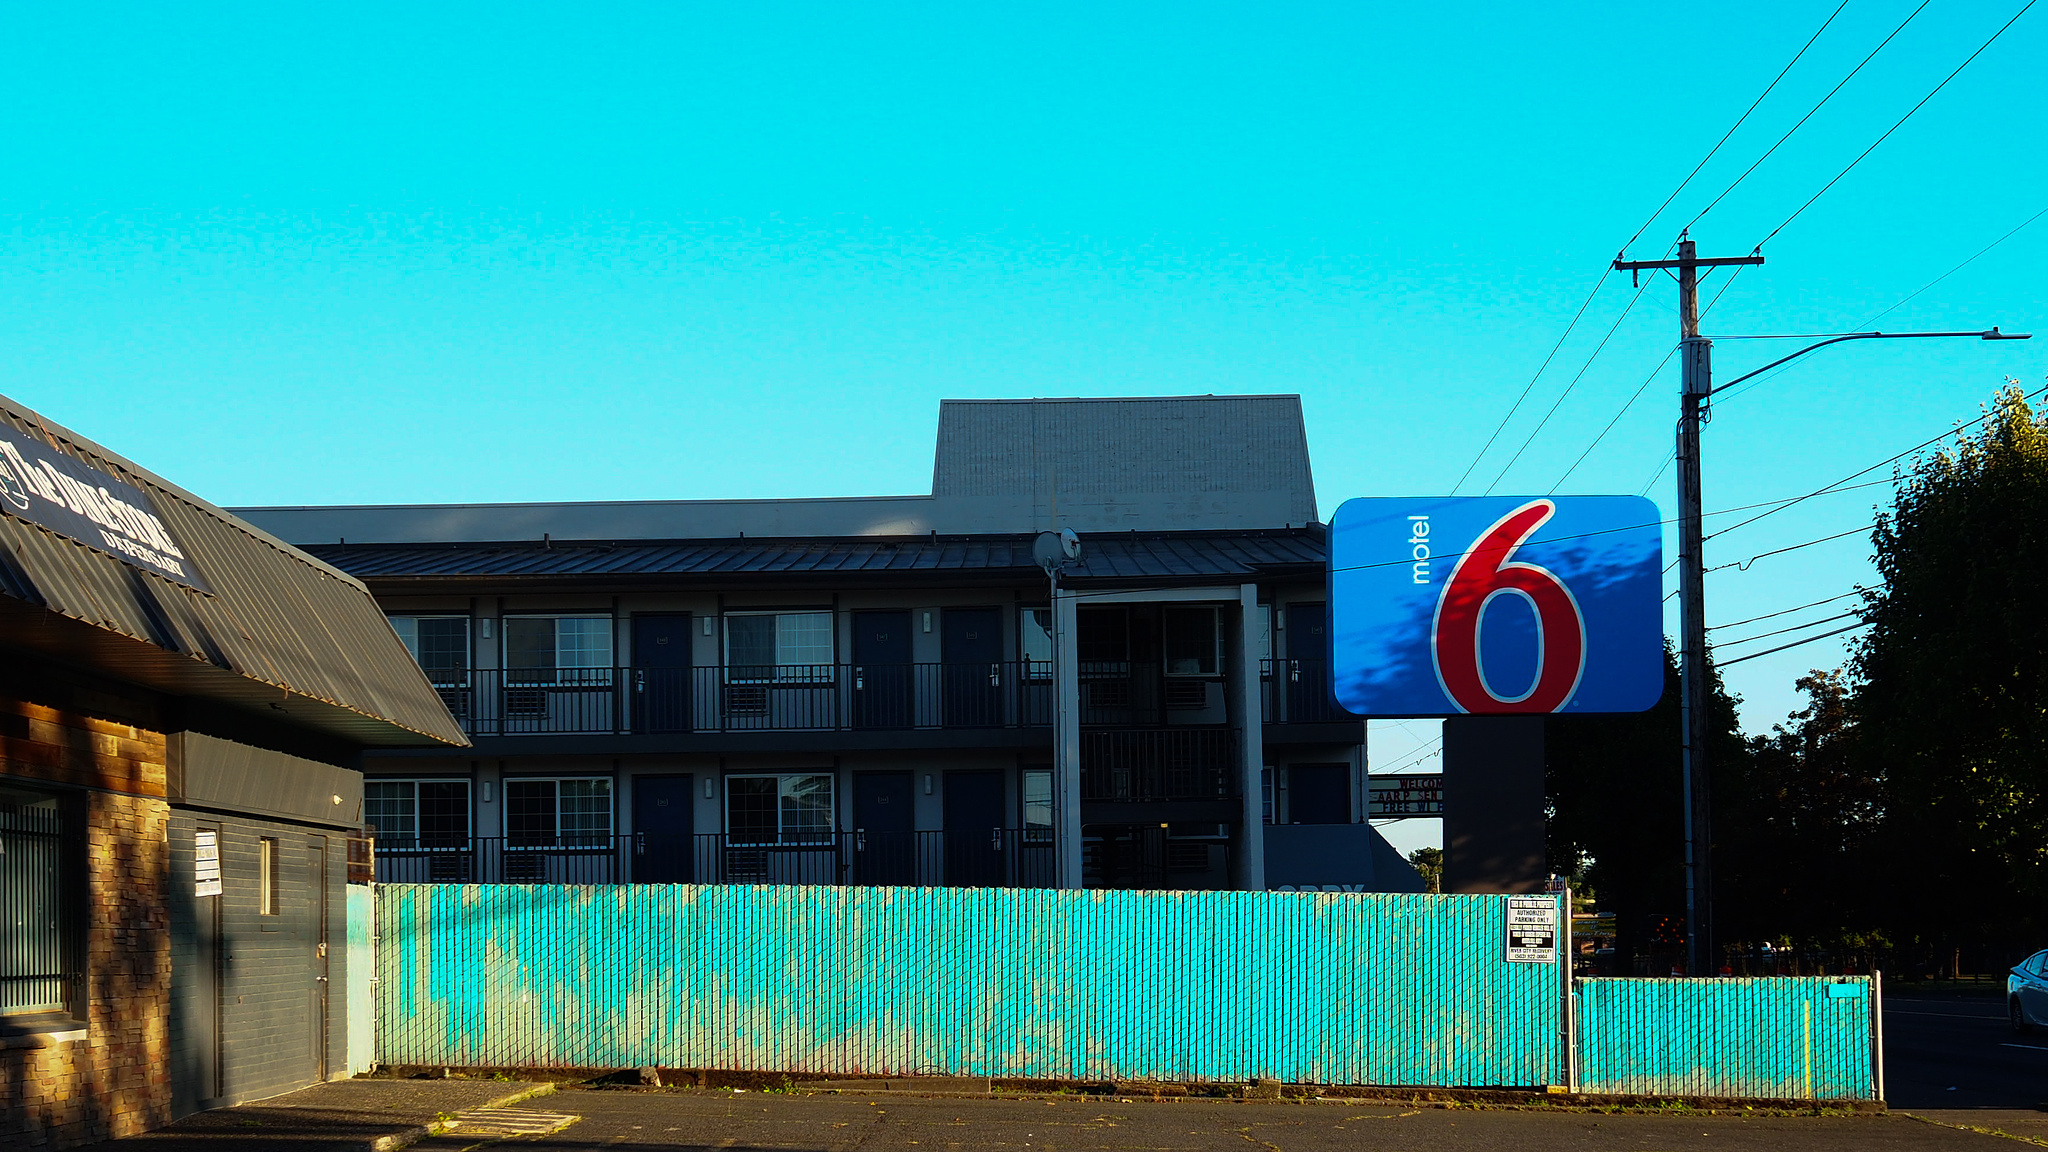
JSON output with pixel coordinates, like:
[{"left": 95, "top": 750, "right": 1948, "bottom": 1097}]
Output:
[{"left": 409, "top": 1088, "right": 1999, "bottom": 1152}]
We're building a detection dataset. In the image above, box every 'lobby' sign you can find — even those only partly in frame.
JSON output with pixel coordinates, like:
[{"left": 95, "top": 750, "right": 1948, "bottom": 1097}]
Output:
[
  {"left": 0, "top": 422, "right": 208, "bottom": 592},
  {"left": 1329, "top": 495, "right": 1661, "bottom": 715}
]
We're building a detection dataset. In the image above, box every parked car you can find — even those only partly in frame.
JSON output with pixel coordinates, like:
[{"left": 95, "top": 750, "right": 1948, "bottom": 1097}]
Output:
[{"left": 2008, "top": 950, "right": 2048, "bottom": 1032}]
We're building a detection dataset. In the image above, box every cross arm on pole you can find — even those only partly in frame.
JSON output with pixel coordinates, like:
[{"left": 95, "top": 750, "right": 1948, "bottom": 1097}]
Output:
[{"left": 1612, "top": 255, "right": 1766, "bottom": 272}]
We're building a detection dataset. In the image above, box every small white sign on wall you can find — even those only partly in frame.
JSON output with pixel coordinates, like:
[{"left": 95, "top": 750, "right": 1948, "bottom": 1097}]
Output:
[
  {"left": 194, "top": 830, "right": 222, "bottom": 898},
  {"left": 1504, "top": 895, "right": 1557, "bottom": 963}
]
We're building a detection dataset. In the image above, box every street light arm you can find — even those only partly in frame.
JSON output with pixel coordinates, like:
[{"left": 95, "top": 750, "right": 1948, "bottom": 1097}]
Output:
[{"left": 1709, "top": 329, "right": 2032, "bottom": 396}]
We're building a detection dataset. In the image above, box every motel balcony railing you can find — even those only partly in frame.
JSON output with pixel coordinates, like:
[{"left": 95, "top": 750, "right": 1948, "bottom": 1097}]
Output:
[
  {"left": 414, "top": 662, "right": 1298, "bottom": 738},
  {"left": 372, "top": 831, "right": 1059, "bottom": 888}
]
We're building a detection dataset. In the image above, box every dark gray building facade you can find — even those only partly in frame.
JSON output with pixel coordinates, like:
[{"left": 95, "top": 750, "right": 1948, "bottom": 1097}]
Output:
[{"left": 241, "top": 396, "right": 1419, "bottom": 893}]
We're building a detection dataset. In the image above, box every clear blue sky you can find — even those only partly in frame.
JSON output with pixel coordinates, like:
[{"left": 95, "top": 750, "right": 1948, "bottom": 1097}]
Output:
[{"left": 5, "top": 1, "right": 2044, "bottom": 765}]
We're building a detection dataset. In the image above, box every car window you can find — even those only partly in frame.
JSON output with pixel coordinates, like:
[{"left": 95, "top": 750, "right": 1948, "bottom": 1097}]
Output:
[{"left": 2031, "top": 951, "right": 2048, "bottom": 976}]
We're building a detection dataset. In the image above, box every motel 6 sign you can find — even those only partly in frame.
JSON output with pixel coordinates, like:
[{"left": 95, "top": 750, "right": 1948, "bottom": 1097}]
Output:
[{"left": 1328, "top": 496, "right": 1664, "bottom": 716}]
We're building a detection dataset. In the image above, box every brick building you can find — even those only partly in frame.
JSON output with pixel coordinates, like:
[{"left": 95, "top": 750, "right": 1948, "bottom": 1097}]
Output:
[{"left": 0, "top": 395, "right": 465, "bottom": 1149}]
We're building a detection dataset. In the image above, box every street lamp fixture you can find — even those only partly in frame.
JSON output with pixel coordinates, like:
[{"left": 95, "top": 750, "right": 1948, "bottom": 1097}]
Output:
[{"left": 1713, "top": 328, "right": 2034, "bottom": 395}]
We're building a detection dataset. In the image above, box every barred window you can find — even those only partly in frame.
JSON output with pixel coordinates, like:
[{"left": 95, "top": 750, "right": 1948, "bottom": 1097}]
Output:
[{"left": 0, "top": 786, "right": 74, "bottom": 1017}]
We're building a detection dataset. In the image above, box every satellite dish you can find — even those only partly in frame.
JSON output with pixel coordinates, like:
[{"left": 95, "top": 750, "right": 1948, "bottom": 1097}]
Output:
[{"left": 1033, "top": 529, "right": 1082, "bottom": 574}]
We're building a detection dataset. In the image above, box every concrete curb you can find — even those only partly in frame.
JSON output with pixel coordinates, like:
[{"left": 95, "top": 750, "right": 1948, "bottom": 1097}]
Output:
[{"left": 357, "top": 1083, "right": 559, "bottom": 1152}]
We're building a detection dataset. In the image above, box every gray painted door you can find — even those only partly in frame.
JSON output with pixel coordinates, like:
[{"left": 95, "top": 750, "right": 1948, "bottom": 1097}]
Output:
[
  {"left": 632, "top": 776, "right": 694, "bottom": 882},
  {"left": 632, "top": 614, "right": 692, "bottom": 734},
  {"left": 852, "top": 771, "right": 916, "bottom": 885},
  {"left": 943, "top": 770, "right": 1004, "bottom": 886},
  {"left": 942, "top": 608, "right": 1003, "bottom": 727},
  {"left": 853, "top": 611, "right": 913, "bottom": 729}
]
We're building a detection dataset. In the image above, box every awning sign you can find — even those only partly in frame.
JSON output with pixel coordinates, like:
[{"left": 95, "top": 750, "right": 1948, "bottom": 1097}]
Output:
[
  {"left": 0, "top": 423, "right": 208, "bottom": 592},
  {"left": 1505, "top": 895, "right": 1558, "bottom": 963},
  {"left": 194, "top": 830, "right": 222, "bottom": 898}
]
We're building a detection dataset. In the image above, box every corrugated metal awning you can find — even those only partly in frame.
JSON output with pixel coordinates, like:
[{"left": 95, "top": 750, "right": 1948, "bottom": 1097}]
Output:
[{"left": 0, "top": 395, "right": 468, "bottom": 748}]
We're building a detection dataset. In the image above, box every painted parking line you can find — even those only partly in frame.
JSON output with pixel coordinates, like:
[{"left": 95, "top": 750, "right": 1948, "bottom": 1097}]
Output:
[{"left": 1998, "top": 1042, "right": 2048, "bottom": 1052}]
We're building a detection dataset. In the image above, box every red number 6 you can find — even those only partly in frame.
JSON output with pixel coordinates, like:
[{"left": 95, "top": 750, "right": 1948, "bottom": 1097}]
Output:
[{"left": 1432, "top": 500, "right": 1586, "bottom": 713}]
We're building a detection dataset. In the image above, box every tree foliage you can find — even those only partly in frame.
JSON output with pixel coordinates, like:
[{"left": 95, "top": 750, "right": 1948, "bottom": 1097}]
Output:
[{"left": 1855, "top": 383, "right": 2048, "bottom": 950}]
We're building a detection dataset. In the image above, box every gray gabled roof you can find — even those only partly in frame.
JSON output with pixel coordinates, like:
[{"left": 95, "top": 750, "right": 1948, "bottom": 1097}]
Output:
[
  {"left": 298, "top": 529, "right": 1326, "bottom": 585},
  {"left": 0, "top": 395, "right": 468, "bottom": 748}
]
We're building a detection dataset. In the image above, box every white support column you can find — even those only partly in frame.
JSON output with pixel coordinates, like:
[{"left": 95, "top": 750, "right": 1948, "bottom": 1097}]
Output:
[
  {"left": 1235, "top": 582, "right": 1266, "bottom": 891},
  {"left": 1054, "top": 587, "right": 1084, "bottom": 889}
]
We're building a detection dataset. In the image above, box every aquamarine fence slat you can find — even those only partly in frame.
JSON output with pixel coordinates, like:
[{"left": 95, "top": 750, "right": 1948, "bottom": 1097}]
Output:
[
  {"left": 1575, "top": 976, "right": 1876, "bottom": 1099},
  {"left": 375, "top": 884, "right": 1566, "bottom": 1087}
]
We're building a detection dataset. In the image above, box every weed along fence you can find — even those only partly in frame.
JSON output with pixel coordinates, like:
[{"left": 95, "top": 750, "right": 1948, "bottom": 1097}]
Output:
[{"left": 372, "top": 884, "right": 1881, "bottom": 1100}]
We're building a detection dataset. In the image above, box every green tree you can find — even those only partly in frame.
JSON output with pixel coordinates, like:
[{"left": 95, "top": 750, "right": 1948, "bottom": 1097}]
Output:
[
  {"left": 1714, "top": 668, "right": 1883, "bottom": 951},
  {"left": 1406, "top": 846, "right": 1443, "bottom": 894},
  {"left": 1544, "top": 643, "right": 1745, "bottom": 968},
  {"left": 1856, "top": 383, "right": 2048, "bottom": 958}
]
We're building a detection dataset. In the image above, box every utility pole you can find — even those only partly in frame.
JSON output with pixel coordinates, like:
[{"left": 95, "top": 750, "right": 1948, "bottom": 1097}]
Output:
[{"left": 1614, "top": 237, "right": 1761, "bottom": 977}]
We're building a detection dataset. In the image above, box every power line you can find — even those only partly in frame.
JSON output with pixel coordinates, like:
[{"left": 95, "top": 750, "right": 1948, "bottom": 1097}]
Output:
[
  {"left": 1715, "top": 207, "right": 2048, "bottom": 405},
  {"left": 1551, "top": 344, "right": 1681, "bottom": 490},
  {"left": 1718, "top": 608, "right": 1863, "bottom": 648},
  {"left": 1707, "top": 383, "right": 2048, "bottom": 540},
  {"left": 1860, "top": 203, "right": 2048, "bottom": 329},
  {"left": 1708, "top": 522, "right": 1874, "bottom": 573},
  {"left": 1484, "top": 276, "right": 1655, "bottom": 493},
  {"left": 1457, "top": 1, "right": 1856, "bottom": 494},
  {"left": 1716, "top": 620, "right": 1869, "bottom": 666},
  {"left": 1710, "top": 589, "right": 1863, "bottom": 631},
  {"left": 1617, "top": 0, "right": 1853, "bottom": 258},
  {"left": 1754, "top": 0, "right": 2040, "bottom": 250},
  {"left": 1450, "top": 270, "right": 1614, "bottom": 494},
  {"left": 1684, "top": 0, "right": 1934, "bottom": 235}
]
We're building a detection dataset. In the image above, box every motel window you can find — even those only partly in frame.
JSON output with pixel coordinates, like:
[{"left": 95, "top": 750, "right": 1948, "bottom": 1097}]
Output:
[
  {"left": 505, "top": 615, "right": 613, "bottom": 682},
  {"left": 1021, "top": 769, "right": 1053, "bottom": 841},
  {"left": 1261, "top": 766, "right": 1275, "bottom": 825},
  {"left": 1076, "top": 607, "right": 1128, "bottom": 667},
  {"left": 0, "top": 786, "right": 76, "bottom": 1018},
  {"left": 1163, "top": 607, "right": 1221, "bottom": 677},
  {"left": 724, "top": 612, "right": 834, "bottom": 681},
  {"left": 725, "top": 774, "right": 834, "bottom": 845},
  {"left": 364, "top": 779, "right": 472, "bottom": 847},
  {"left": 390, "top": 615, "right": 471, "bottom": 680},
  {"left": 1020, "top": 608, "right": 1052, "bottom": 679},
  {"left": 504, "top": 778, "right": 614, "bottom": 846}
]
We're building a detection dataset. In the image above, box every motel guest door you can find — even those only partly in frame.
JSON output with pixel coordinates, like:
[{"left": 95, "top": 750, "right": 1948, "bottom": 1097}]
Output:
[
  {"left": 633, "top": 776, "right": 694, "bottom": 882},
  {"left": 942, "top": 608, "right": 1003, "bottom": 727},
  {"left": 853, "top": 611, "right": 913, "bottom": 729},
  {"left": 1285, "top": 603, "right": 1344, "bottom": 723},
  {"left": 852, "top": 771, "right": 916, "bottom": 885},
  {"left": 943, "top": 769, "right": 1005, "bottom": 886},
  {"left": 633, "top": 614, "right": 692, "bottom": 734}
]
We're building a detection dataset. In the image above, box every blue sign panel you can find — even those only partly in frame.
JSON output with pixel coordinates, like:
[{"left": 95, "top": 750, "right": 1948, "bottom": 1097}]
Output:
[{"left": 1328, "top": 496, "right": 1663, "bottom": 716}]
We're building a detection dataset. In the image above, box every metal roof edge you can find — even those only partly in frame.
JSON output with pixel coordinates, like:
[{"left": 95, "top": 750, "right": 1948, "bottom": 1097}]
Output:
[{"left": 0, "top": 392, "right": 376, "bottom": 595}]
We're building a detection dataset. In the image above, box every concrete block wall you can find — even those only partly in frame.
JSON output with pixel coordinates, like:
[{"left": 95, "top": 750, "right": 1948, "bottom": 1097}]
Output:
[{"left": 0, "top": 697, "right": 173, "bottom": 1151}]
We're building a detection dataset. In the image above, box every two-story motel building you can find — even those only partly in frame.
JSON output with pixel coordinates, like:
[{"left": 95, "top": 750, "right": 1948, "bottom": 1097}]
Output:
[{"left": 239, "top": 395, "right": 1420, "bottom": 892}]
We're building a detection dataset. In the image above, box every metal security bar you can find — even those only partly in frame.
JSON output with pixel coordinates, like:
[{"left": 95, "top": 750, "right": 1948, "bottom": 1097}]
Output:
[
  {"left": 0, "top": 795, "right": 74, "bottom": 1017},
  {"left": 1080, "top": 729, "right": 1241, "bottom": 801},
  {"left": 371, "top": 830, "right": 1058, "bottom": 889},
  {"left": 423, "top": 664, "right": 1077, "bottom": 737}
]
